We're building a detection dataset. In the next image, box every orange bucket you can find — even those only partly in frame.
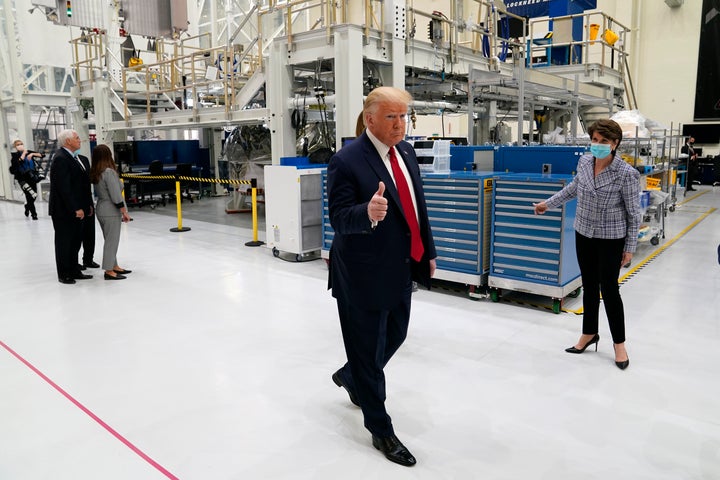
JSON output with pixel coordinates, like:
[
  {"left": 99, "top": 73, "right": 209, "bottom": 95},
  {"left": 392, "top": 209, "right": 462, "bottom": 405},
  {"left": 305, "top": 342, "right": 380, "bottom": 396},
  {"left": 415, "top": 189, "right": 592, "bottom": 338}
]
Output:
[
  {"left": 603, "top": 28, "right": 619, "bottom": 46},
  {"left": 589, "top": 24, "right": 599, "bottom": 44}
]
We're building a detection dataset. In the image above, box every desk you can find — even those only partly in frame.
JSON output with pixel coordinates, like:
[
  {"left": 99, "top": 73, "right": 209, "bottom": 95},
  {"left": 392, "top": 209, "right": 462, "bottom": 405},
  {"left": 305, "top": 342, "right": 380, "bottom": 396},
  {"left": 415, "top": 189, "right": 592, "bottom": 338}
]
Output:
[
  {"left": 698, "top": 163, "right": 715, "bottom": 185},
  {"left": 123, "top": 173, "right": 174, "bottom": 208}
]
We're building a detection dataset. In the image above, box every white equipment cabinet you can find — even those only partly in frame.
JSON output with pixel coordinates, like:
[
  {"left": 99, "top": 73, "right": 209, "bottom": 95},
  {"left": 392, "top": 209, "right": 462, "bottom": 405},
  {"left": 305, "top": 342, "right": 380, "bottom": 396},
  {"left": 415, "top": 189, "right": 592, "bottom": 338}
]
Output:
[{"left": 264, "top": 165, "right": 325, "bottom": 260}]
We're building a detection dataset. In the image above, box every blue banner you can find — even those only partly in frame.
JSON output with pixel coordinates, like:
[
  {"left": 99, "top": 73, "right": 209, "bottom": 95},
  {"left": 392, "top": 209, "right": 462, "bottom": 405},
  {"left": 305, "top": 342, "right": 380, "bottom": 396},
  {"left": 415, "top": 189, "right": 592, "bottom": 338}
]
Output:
[{"left": 504, "top": 0, "right": 551, "bottom": 18}]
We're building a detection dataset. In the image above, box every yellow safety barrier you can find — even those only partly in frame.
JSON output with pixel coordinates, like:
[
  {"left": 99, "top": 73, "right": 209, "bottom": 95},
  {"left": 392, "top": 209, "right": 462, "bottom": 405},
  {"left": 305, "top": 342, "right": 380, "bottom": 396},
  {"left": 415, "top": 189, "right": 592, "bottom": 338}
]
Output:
[{"left": 120, "top": 173, "right": 264, "bottom": 246}]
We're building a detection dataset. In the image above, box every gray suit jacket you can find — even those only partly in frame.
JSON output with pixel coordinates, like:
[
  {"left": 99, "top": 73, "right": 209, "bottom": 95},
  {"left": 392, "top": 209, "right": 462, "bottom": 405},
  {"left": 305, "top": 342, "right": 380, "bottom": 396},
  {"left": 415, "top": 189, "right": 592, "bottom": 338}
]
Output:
[{"left": 95, "top": 168, "right": 126, "bottom": 217}]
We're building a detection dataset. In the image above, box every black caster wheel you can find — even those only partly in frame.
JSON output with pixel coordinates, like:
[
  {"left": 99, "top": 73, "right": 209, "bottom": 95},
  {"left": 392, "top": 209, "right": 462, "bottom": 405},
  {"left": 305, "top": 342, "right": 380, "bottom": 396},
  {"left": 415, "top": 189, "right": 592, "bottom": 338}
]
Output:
[
  {"left": 568, "top": 287, "right": 581, "bottom": 298},
  {"left": 669, "top": 205, "right": 675, "bottom": 212},
  {"left": 650, "top": 236, "right": 659, "bottom": 246},
  {"left": 296, "top": 254, "right": 303, "bottom": 262},
  {"left": 272, "top": 247, "right": 280, "bottom": 257}
]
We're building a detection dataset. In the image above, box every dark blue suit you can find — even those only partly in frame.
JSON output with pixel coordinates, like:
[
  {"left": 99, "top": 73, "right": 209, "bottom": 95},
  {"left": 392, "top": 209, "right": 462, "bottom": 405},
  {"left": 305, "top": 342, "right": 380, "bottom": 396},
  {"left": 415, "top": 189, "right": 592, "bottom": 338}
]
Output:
[
  {"left": 327, "top": 132, "right": 436, "bottom": 437},
  {"left": 49, "top": 148, "right": 93, "bottom": 279}
]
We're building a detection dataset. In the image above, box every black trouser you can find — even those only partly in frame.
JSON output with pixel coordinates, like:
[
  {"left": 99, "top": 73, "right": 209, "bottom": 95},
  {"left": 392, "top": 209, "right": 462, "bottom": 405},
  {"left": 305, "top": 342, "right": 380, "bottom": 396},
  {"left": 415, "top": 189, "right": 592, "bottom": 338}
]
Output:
[
  {"left": 51, "top": 215, "right": 84, "bottom": 279},
  {"left": 18, "top": 179, "right": 38, "bottom": 218},
  {"left": 686, "top": 160, "right": 696, "bottom": 188},
  {"left": 335, "top": 281, "right": 412, "bottom": 438},
  {"left": 82, "top": 214, "right": 96, "bottom": 265},
  {"left": 575, "top": 232, "right": 626, "bottom": 344}
]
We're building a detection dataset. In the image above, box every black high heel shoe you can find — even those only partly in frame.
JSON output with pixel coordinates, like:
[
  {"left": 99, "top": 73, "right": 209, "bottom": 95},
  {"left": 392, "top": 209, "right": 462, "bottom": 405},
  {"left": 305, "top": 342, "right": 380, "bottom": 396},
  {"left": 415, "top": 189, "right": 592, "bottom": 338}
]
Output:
[
  {"left": 613, "top": 344, "right": 630, "bottom": 370},
  {"left": 565, "top": 333, "right": 599, "bottom": 354}
]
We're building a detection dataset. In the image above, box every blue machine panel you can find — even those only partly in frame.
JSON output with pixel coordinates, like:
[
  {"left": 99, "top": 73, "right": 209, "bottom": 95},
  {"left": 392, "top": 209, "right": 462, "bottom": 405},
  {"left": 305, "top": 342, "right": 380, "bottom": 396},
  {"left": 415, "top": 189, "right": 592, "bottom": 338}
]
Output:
[
  {"left": 449, "top": 145, "right": 495, "bottom": 171},
  {"left": 494, "top": 145, "right": 586, "bottom": 175}
]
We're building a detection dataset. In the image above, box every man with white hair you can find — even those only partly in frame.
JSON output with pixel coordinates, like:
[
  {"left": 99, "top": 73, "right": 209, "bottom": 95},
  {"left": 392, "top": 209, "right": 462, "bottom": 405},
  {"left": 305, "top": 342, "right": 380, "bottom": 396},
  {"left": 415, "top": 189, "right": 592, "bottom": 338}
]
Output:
[{"left": 48, "top": 129, "right": 94, "bottom": 284}]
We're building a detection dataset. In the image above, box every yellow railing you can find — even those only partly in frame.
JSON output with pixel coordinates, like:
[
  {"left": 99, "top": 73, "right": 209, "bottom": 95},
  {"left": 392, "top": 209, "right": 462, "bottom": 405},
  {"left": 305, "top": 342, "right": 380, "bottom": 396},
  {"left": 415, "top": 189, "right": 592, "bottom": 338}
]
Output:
[
  {"left": 119, "top": 44, "right": 262, "bottom": 122},
  {"left": 526, "top": 11, "right": 630, "bottom": 73},
  {"left": 70, "top": 32, "right": 105, "bottom": 86}
]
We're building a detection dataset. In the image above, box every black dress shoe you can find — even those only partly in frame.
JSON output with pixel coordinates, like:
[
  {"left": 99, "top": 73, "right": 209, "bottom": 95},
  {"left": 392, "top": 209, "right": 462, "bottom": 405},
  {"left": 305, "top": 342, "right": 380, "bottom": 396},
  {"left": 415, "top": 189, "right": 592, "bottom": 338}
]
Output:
[
  {"left": 58, "top": 277, "right": 76, "bottom": 284},
  {"left": 78, "top": 263, "right": 87, "bottom": 271},
  {"left": 104, "top": 272, "right": 127, "bottom": 280},
  {"left": 73, "top": 273, "right": 93, "bottom": 280},
  {"left": 84, "top": 261, "right": 100, "bottom": 268},
  {"left": 24, "top": 205, "right": 30, "bottom": 217},
  {"left": 565, "top": 333, "right": 600, "bottom": 354},
  {"left": 113, "top": 269, "right": 132, "bottom": 274},
  {"left": 372, "top": 434, "right": 417, "bottom": 467},
  {"left": 332, "top": 369, "right": 360, "bottom": 407}
]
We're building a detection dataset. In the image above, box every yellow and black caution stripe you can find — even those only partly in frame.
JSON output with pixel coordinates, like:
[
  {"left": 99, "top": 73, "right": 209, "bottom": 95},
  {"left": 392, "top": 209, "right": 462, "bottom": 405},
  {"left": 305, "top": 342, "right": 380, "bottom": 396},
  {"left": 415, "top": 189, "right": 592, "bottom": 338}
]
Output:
[
  {"left": 120, "top": 173, "right": 255, "bottom": 186},
  {"left": 118, "top": 173, "right": 263, "bottom": 243},
  {"left": 564, "top": 206, "right": 717, "bottom": 315}
]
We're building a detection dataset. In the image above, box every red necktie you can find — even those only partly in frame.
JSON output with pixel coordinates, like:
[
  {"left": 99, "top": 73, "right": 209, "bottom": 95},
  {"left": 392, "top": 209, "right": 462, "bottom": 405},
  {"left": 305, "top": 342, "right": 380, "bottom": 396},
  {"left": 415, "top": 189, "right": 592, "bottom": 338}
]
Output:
[{"left": 389, "top": 147, "right": 424, "bottom": 262}]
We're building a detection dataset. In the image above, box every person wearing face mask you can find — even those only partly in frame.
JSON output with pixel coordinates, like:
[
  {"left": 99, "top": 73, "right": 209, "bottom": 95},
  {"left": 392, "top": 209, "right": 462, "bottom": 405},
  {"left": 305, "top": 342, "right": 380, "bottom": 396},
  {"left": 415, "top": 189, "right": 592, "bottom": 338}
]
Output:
[
  {"left": 9, "top": 139, "right": 43, "bottom": 220},
  {"left": 48, "top": 129, "right": 95, "bottom": 284},
  {"left": 533, "top": 119, "right": 640, "bottom": 370}
]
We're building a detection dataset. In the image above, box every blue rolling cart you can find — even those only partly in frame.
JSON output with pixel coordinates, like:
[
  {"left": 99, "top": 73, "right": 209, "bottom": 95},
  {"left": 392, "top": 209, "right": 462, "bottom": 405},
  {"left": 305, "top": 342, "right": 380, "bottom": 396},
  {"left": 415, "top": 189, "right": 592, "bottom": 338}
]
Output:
[
  {"left": 489, "top": 173, "right": 581, "bottom": 313},
  {"left": 321, "top": 170, "right": 333, "bottom": 260},
  {"left": 421, "top": 172, "right": 496, "bottom": 297}
]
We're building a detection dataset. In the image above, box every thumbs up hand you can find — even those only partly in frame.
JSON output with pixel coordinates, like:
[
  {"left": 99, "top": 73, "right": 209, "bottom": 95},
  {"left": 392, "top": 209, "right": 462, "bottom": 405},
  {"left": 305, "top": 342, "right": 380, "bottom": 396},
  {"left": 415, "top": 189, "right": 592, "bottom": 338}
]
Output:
[{"left": 368, "top": 181, "right": 388, "bottom": 222}]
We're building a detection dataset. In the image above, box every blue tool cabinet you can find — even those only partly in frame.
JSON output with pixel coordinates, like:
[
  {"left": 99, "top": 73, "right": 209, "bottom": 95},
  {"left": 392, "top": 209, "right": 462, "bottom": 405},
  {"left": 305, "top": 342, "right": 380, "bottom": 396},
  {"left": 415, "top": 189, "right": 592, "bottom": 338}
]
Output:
[
  {"left": 421, "top": 172, "right": 495, "bottom": 290},
  {"left": 321, "top": 170, "right": 333, "bottom": 259},
  {"left": 489, "top": 173, "right": 582, "bottom": 313}
]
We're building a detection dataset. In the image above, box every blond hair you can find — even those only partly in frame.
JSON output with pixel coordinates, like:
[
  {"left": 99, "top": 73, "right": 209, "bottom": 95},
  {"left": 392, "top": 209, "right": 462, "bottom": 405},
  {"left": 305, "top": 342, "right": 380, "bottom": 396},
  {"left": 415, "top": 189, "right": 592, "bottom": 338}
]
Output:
[{"left": 363, "top": 87, "right": 412, "bottom": 116}]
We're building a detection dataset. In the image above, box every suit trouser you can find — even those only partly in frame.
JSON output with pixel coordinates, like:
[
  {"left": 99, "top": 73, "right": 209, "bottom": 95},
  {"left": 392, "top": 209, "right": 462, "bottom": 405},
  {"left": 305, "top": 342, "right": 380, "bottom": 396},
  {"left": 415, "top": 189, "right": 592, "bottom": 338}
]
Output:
[
  {"left": 575, "top": 232, "right": 626, "bottom": 344},
  {"left": 82, "top": 214, "right": 96, "bottom": 264},
  {"left": 336, "top": 281, "right": 412, "bottom": 438},
  {"left": 18, "top": 180, "right": 38, "bottom": 217},
  {"left": 52, "top": 215, "right": 83, "bottom": 278},
  {"left": 97, "top": 215, "right": 121, "bottom": 271}
]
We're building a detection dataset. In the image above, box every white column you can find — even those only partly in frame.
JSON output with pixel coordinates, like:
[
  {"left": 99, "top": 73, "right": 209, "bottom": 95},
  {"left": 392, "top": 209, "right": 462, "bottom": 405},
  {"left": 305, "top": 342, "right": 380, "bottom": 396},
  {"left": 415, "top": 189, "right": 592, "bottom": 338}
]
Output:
[
  {"left": 333, "top": 27, "right": 364, "bottom": 147},
  {"left": 93, "top": 80, "right": 116, "bottom": 149},
  {"left": 386, "top": 0, "right": 407, "bottom": 89},
  {"left": 0, "top": 106, "right": 13, "bottom": 200},
  {"left": 267, "top": 37, "right": 295, "bottom": 164}
]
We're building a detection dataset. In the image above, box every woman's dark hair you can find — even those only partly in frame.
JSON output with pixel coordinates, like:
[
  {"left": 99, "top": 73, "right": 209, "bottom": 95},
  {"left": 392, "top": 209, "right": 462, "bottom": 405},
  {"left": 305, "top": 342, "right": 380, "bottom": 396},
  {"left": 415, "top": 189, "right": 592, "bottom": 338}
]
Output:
[
  {"left": 588, "top": 119, "right": 623, "bottom": 146},
  {"left": 89, "top": 144, "right": 117, "bottom": 184}
]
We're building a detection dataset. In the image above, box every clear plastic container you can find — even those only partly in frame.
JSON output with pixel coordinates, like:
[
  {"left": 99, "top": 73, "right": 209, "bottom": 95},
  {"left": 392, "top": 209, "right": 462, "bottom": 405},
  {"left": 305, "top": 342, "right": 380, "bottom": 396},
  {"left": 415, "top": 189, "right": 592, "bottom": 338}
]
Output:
[
  {"left": 433, "top": 155, "right": 451, "bottom": 173},
  {"left": 432, "top": 140, "right": 452, "bottom": 156}
]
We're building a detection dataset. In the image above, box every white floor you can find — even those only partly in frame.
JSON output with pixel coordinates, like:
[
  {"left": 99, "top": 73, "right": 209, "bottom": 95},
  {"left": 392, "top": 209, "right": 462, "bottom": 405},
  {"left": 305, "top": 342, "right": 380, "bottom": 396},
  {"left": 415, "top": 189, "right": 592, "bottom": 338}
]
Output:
[{"left": 1, "top": 186, "right": 719, "bottom": 480}]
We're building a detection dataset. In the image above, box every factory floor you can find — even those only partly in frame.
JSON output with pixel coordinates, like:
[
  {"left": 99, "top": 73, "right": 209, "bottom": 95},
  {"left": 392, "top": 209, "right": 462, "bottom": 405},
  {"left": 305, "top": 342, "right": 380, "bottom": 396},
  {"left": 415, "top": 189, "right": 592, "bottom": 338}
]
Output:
[{"left": 1, "top": 185, "right": 719, "bottom": 480}]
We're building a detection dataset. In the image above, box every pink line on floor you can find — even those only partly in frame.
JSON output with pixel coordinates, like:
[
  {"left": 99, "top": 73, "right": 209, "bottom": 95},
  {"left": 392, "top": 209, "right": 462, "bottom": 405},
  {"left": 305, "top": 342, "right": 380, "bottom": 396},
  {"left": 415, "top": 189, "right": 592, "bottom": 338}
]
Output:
[{"left": 0, "top": 340, "right": 180, "bottom": 480}]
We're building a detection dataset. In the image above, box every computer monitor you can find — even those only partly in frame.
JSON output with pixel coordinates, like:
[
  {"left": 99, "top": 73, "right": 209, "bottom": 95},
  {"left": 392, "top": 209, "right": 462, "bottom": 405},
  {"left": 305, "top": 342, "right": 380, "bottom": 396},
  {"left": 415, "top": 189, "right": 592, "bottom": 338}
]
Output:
[{"left": 114, "top": 142, "right": 135, "bottom": 167}]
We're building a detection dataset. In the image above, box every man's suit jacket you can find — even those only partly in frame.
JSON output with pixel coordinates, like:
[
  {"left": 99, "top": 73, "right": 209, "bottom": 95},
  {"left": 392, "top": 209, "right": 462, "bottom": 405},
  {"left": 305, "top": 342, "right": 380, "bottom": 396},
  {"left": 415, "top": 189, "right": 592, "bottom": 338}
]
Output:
[
  {"left": 49, "top": 148, "right": 93, "bottom": 218},
  {"left": 327, "top": 132, "right": 436, "bottom": 310}
]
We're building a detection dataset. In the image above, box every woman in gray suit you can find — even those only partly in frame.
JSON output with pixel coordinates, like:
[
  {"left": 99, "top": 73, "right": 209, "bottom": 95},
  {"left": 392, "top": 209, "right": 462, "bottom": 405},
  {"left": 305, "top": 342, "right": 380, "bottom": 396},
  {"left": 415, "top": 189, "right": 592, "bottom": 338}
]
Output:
[{"left": 89, "top": 144, "right": 132, "bottom": 280}]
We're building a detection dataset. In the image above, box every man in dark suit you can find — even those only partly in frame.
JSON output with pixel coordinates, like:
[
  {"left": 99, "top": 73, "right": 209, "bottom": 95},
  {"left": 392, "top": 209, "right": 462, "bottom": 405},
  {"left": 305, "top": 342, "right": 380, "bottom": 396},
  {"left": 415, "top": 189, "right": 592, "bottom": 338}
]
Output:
[
  {"left": 327, "top": 87, "right": 436, "bottom": 467},
  {"left": 78, "top": 153, "right": 99, "bottom": 270},
  {"left": 49, "top": 129, "right": 94, "bottom": 284},
  {"left": 681, "top": 136, "right": 698, "bottom": 193}
]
